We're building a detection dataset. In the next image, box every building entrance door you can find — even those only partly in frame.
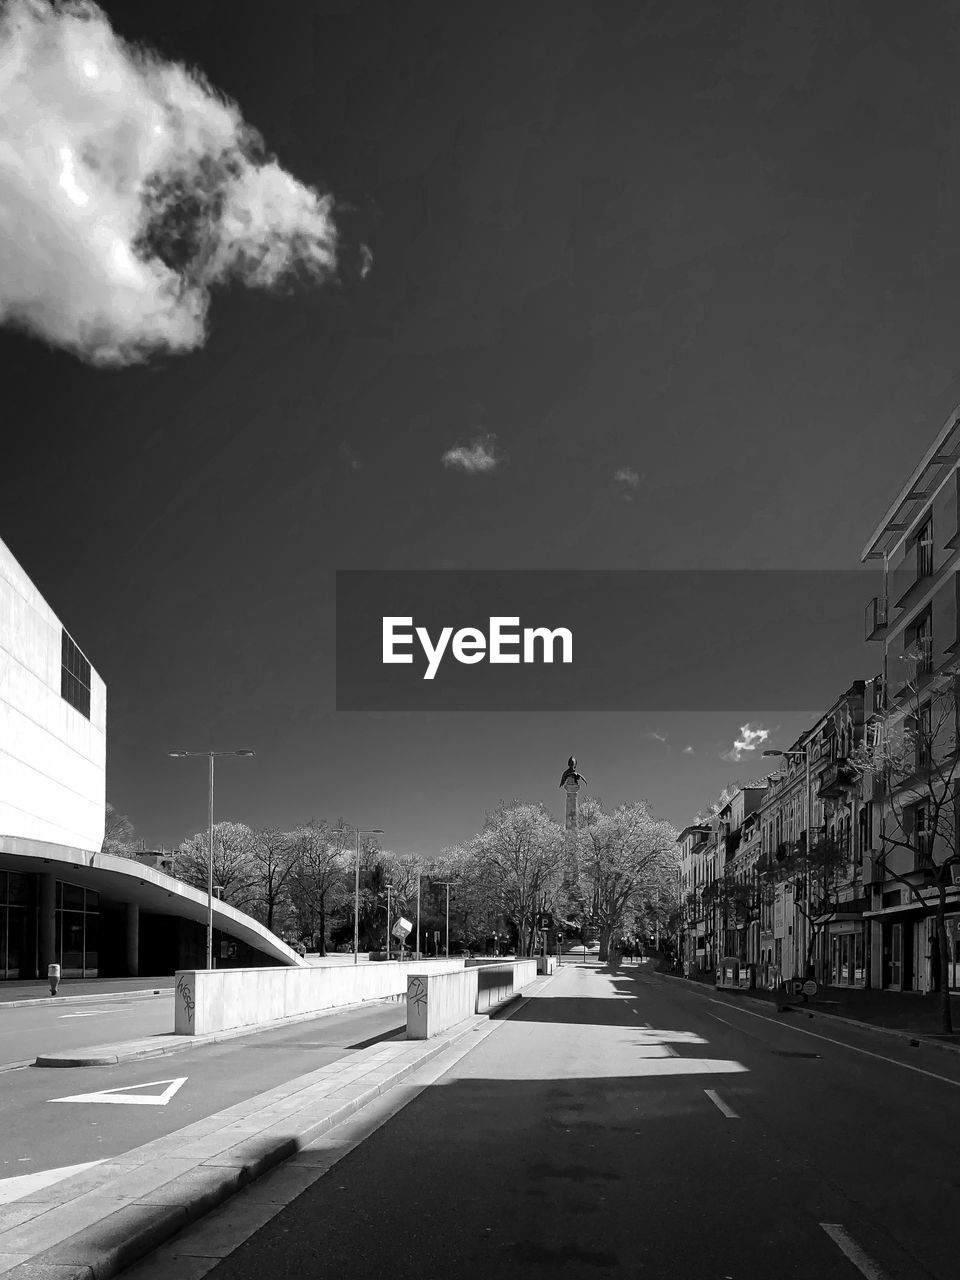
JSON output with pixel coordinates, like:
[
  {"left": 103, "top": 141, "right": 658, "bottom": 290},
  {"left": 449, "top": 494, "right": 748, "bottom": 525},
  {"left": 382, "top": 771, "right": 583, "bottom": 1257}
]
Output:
[{"left": 889, "top": 923, "right": 903, "bottom": 989}]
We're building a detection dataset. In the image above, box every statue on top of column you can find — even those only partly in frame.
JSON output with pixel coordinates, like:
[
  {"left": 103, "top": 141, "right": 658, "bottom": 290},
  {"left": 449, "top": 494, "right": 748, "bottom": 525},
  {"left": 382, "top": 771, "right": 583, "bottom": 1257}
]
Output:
[{"left": 559, "top": 756, "right": 587, "bottom": 788}]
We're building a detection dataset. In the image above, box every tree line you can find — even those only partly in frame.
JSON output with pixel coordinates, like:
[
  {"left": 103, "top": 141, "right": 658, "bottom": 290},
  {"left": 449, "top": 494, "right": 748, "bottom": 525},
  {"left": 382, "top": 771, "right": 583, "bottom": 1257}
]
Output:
[{"left": 101, "top": 797, "right": 680, "bottom": 960}]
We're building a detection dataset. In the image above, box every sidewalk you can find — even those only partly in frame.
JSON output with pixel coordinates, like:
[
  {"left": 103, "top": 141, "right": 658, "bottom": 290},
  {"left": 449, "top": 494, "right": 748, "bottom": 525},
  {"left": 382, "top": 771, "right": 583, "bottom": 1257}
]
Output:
[
  {"left": 0, "top": 971, "right": 556, "bottom": 1280},
  {"left": 647, "top": 963, "right": 960, "bottom": 1048},
  {"left": 0, "top": 977, "right": 174, "bottom": 1009}
]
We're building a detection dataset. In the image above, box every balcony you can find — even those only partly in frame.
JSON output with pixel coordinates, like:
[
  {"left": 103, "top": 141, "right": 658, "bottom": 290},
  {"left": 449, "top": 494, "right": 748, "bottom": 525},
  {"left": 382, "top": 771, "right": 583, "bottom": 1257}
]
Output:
[
  {"left": 865, "top": 596, "right": 887, "bottom": 641},
  {"left": 817, "top": 758, "right": 860, "bottom": 800}
]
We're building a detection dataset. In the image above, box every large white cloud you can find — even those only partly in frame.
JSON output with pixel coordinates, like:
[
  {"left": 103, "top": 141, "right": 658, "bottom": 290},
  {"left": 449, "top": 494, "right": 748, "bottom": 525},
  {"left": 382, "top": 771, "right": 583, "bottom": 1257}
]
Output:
[{"left": 0, "top": 0, "right": 338, "bottom": 365}]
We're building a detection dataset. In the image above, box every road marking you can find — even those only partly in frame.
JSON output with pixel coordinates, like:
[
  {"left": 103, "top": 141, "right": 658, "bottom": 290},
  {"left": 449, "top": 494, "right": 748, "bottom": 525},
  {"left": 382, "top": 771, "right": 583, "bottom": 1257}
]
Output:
[
  {"left": 50, "top": 1077, "right": 187, "bottom": 1106},
  {"left": 704, "top": 1088, "right": 739, "bottom": 1118},
  {"left": 698, "top": 997, "right": 960, "bottom": 1089},
  {"left": 59, "top": 1007, "right": 127, "bottom": 1018},
  {"left": 704, "top": 1011, "right": 737, "bottom": 1028},
  {"left": 820, "top": 1224, "right": 889, "bottom": 1279},
  {"left": 0, "top": 1160, "right": 104, "bottom": 1205}
]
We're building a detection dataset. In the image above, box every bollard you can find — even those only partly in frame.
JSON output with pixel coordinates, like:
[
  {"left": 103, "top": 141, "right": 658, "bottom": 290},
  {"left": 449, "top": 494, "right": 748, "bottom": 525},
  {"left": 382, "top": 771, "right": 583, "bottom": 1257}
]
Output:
[{"left": 48, "top": 963, "right": 60, "bottom": 996}]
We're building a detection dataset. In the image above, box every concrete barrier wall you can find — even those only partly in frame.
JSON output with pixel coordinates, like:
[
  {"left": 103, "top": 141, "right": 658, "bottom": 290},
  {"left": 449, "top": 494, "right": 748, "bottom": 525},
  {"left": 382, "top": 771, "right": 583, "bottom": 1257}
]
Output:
[
  {"left": 407, "top": 968, "right": 479, "bottom": 1039},
  {"left": 174, "top": 958, "right": 466, "bottom": 1035},
  {"left": 406, "top": 959, "right": 539, "bottom": 1039},
  {"left": 537, "top": 956, "right": 558, "bottom": 976}
]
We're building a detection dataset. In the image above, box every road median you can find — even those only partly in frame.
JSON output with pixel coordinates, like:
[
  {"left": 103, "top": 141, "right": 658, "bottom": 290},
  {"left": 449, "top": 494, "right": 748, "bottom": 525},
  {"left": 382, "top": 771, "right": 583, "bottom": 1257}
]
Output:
[{"left": 1, "top": 968, "right": 559, "bottom": 1280}]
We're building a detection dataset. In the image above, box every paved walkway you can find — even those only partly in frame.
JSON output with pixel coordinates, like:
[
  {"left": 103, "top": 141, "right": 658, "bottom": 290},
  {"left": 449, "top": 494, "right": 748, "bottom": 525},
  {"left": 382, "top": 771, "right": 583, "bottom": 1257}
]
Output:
[{"left": 0, "top": 977, "right": 174, "bottom": 1007}]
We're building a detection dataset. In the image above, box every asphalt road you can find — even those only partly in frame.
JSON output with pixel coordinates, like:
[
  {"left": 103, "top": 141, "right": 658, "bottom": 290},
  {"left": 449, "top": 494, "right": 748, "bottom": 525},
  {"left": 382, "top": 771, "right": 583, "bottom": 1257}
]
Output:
[
  {"left": 0, "top": 1000, "right": 406, "bottom": 1188},
  {"left": 0, "top": 996, "right": 175, "bottom": 1068},
  {"left": 188, "top": 960, "right": 960, "bottom": 1280}
]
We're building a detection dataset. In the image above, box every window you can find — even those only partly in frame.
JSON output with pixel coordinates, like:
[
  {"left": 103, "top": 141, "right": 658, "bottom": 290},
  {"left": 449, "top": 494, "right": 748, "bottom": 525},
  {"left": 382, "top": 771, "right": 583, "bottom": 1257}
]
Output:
[
  {"left": 858, "top": 802, "right": 873, "bottom": 856},
  {"left": 911, "top": 610, "right": 933, "bottom": 676},
  {"left": 61, "top": 629, "right": 91, "bottom": 719},
  {"left": 913, "top": 804, "right": 933, "bottom": 856},
  {"left": 917, "top": 703, "right": 932, "bottom": 773},
  {"left": 917, "top": 516, "right": 934, "bottom": 579}
]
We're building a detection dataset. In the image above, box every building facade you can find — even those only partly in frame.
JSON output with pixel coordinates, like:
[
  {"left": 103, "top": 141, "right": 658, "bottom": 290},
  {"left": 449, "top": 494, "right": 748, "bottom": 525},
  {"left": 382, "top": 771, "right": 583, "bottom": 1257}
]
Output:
[{"left": 0, "top": 535, "right": 303, "bottom": 980}]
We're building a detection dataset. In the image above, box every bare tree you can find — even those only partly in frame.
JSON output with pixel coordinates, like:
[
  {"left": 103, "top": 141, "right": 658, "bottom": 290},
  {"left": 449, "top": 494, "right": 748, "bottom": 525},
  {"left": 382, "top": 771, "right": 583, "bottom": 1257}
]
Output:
[
  {"left": 854, "top": 657, "right": 960, "bottom": 1033},
  {"left": 248, "top": 827, "right": 298, "bottom": 934},
  {"left": 289, "top": 819, "right": 352, "bottom": 953},
  {"left": 176, "top": 821, "right": 257, "bottom": 911},
  {"left": 470, "top": 802, "right": 565, "bottom": 956},
  {"left": 757, "top": 833, "right": 848, "bottom": 980},
  {"left": 101, "top": 802, "right": 137, "bottom": 858},
  {"left": 578, "top": 798, "right": 678, "bottom": 962}
]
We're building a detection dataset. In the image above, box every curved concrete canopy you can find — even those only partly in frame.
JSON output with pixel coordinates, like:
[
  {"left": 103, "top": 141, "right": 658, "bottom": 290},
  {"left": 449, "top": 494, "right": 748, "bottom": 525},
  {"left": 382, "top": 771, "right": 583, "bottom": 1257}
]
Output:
[{"left": 0, "top": 835, "right": 307, "bottom": 968}]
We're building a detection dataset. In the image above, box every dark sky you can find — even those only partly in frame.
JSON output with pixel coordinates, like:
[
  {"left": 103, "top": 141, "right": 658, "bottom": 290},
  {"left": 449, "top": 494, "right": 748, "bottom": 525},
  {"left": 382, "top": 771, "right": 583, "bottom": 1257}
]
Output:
[{"left": 2, "top": 0, "right": 956, "bottom": 853}]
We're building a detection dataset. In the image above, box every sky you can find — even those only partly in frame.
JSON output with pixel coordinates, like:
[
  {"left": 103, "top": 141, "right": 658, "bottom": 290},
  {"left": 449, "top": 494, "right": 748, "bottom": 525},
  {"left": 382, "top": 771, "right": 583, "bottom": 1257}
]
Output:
[{"left": 1, "top": 0, "right": 957, "bottom": 855}]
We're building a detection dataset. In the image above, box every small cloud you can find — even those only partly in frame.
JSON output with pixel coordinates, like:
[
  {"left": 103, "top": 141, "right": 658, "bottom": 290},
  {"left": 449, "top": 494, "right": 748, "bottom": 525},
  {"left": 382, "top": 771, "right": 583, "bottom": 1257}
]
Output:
[
  {"left": 720, "top": 722, "right": 770, "bottom": 762},
  {"left": 338, "top": 441, "right": 362, "bottom": 471},
  {"left": 613, "top": 466, "right": 643, "bottom": 503},
  {"left": 682, "top": 745, "right": 694, "bottom": 755},
  {"left": 442, "top": 433, "right": 501, "bottom": 474}
]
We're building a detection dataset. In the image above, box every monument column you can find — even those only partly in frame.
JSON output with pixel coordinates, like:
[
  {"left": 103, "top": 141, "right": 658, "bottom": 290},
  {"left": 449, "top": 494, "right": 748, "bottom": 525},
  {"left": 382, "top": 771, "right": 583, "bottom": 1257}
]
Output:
[{"left": 559, "top": 756, "right": 586, "bottom": 889}]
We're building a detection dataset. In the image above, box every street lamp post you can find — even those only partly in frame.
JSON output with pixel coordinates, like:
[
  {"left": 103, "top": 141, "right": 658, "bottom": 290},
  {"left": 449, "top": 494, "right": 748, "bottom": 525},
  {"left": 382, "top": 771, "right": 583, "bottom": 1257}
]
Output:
[
  {"left": 385, "top": 883, "right": 393, "bottom": 961},
  {"left": 415, "top": 872, "right": 421, "bottom": 960},
  {"left": 354, "top": 828, "right": 384, "bottom": 965},
  {"left": 168, "top": 749, "right": 255, "bottom": 971}
]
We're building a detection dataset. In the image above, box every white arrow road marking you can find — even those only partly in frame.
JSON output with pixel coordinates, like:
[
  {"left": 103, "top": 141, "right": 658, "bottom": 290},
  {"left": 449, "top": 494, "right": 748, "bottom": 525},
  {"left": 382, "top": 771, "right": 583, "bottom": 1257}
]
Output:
[
  {"left": 0, "top": 1161, "right": 104, "bottom": 1205},
  {"left": 820, "top": 1224, "right": 889, "bottom": 1279},
  {"left": 50, "top": 1077, "right": 187, "bottom": 1106}
]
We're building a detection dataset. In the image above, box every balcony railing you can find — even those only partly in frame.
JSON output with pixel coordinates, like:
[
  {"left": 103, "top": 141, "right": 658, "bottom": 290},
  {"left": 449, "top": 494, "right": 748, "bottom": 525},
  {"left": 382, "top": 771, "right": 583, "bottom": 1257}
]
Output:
[{"left": 817, "top": 758, "right": 860, "bottom": 800}]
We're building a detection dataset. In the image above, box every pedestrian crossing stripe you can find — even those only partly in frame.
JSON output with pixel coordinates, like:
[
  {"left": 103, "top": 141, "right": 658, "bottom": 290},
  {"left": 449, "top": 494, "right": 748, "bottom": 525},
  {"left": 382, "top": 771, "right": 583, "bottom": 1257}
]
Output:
[{"left": 49, "top": 1077, "right": 187, "bottom": 1106}]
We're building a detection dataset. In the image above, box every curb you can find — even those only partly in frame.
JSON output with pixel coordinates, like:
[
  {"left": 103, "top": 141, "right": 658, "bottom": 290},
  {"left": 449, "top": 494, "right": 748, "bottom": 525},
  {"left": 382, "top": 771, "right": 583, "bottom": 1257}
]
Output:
[
  {"left": 34, "top": 995, "right": 410, "bottom": 1067},
  {"left": 0, "top": 972, "right": 558, "bottom": 1280},
  {"left": 0, "top": 989, "right": 171, "bottom": 1012},
  {"left": 0, "top": 1022, "right": 485, "bottom": 1280},
  {"left": 643, "top": 967, "right": 960, "bottom": 1057}
]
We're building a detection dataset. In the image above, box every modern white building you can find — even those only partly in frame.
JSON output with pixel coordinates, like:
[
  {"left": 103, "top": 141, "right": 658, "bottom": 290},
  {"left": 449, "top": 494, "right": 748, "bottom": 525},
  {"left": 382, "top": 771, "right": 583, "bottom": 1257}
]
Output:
[{"left": 0, "top": 534, "right": 303, "bottom": 981}]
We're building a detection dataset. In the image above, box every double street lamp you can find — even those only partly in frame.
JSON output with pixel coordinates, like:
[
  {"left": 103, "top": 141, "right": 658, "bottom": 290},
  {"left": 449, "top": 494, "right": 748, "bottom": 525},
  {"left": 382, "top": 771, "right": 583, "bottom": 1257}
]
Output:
[
  {"left": 354, "top": 828, "right": 384, "bottom": 964},
  {"left": 168, "top": 749, "right": 255, "bottom": 971}
]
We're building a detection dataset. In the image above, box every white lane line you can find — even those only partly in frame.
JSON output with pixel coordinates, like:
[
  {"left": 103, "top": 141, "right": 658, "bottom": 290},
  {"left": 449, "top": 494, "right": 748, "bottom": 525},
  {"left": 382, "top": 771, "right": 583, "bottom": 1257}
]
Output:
[
  {"left": 704, "top": 1011, "right": 737, "bottom": 1028},
  {"left": 820, "top": 1224, "right": 889, "bottom": 1279},
  {"left": 699, "top": 997, "right": 960, "bottom": 1089},
  {"left": 704, "top": 1088, "right": 739, "bottom": 1118}
]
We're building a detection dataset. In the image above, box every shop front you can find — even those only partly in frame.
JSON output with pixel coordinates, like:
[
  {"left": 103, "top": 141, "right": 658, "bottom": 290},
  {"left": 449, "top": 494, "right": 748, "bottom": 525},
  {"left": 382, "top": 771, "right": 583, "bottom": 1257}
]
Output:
[{"left": 825, "top": 920, "right": 867, "bottom": 988}]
